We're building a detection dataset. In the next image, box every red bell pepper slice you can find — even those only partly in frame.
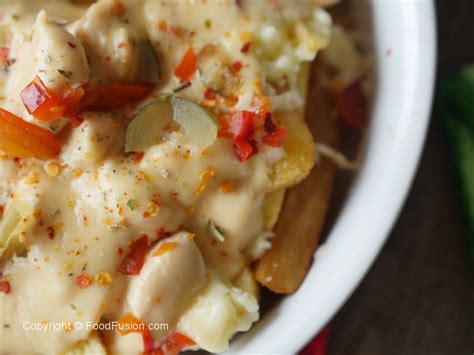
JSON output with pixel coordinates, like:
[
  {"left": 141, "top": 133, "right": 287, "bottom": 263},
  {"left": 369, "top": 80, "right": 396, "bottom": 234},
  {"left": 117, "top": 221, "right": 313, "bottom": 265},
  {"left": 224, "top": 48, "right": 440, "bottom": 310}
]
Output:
[
  {"left": 234, "top": 138, "right": 258, "bottom": 162},
  {"left": 117, "top": 235, "right": 150, "bottom": 276},
  {"left": 20, "top": 76, "right": 65, "bottom": 121},
  {"left": 218, "top": 111, "right": 258, "bottom": 162},
  {"left": 219, "top": 111, "right": 255, "bottom": 140},
  {"left": 20, "top": 77, "right": 154, "bottom": 122},
  {"left": 76, "top": 82, "right": 154, "bottom": 113},
  {"left": 174, "top": 47, "right": 196, "bottom": 82},
  {"left": 152, "top": 332, "right": 196, "bottom": 355}
]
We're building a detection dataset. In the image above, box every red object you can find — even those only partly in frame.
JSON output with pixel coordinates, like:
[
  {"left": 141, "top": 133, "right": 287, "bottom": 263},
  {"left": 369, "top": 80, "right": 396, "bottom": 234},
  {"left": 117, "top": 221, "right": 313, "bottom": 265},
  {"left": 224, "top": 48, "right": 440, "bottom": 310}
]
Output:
[
  {"left": 133, "top": 152, "right": 145, "bottom": 164},
  {"left": 152, "top": 332, "right": 196, "bottom": 355},
  {"left": 232, "top": 60, "right": 243, "bottom": 73},
  {"left": 76, "top": 82, "right": 154, "bottom": 113},
  {"left": 68, "top": 115, "right": 84, "bottom": 128},
  {"left": 0, "top": 108, "right": 61, "bottom": 159},
  {"left": 262, "top": 125, "right": 287, "bottom": 147},
  {"left": 299, "top": 324, "right": 332, "bottom": 355},
  {"left": 61, "top": 86, "right": 85, "bottom": 115},
  {"left": 234, "top": 138, "right": 257, "bottom": 162},
  {"left": 204, "top": 87, "right": 217, "bottom": 100},
  {"left": 20, "top": 77, "right": 154, "bottom": 122},
  {"left": 241, "top": 42, "right": 251, "bottom": 53},
  {"left": 0, "top": 280, "right": 11, "bottom": 294},
  {"left": 219, "top": 111, "right": 258, "bottom": 162},
  {"left": 156, "top": 229, "right": 173, "bottom": 240},
  {"left": 75, "top": 274, "right": 92, "bottom": 289},
  {"left": 20, "top": 76, "right": 65, "bottom": 121},
  {"left": 0, "top": 46, "right": 9, "bottom": 65},
  {"left": 335, "top": 80, "right": 368, "bottom": 129},
  {"left": 174, "top": 47, "right": 197, "bottom": 82},
  {"left": 219, "top": 111, "right": 255, "bottom": 140},
  {"left": 47, "top": 226, "right": 55, "bottom": 240},
  {"left": 142, "top": 330, "right": 155, "bottom": 354},
  {"left": 117, "top": 312, "right": 155, "bottom": 353},
  {"left": 117, "top": 235, "right": 150, "bottom": 276}
]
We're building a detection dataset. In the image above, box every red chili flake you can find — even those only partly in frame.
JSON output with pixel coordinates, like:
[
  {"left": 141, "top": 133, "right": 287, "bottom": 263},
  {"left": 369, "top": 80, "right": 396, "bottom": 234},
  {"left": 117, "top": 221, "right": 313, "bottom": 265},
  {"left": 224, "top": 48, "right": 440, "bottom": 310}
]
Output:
[
  {"left": 133, "top": 152, "right": 145, "bottom": 164},
  {"left": 118, "top": 42, "right": 126, "bottom": 49},
  {"left": 0, "top": 46, "right": 9, "bottom": 66},
  {"left": 204, "top": 87, "right": 217, "bottom": 100},
  {"left": 117, "top": 235, "right": 149, "bottom": 276},
  {"left": 76, "top": 274, "right": 92, "bottom": 289},
  {"left": 335, "top": 80, "right": 368, "bottom": 129},
  {"left": 0, "top": 205, "right": 4, "bottom": 219},
  {"left": 235, "top": 0, "right": 243, "bottom": 7},
  {"left": 0, "top": 280, "right": 11, "bottom": 294},
  {"left": 169, "top": 25, "right": 181, "bottom": 37},
  {"left": 240, "top": 42, "right": 251, "bottom": 53},
  {"left": 68, "top": 115, "right": 84, "bottom": 128},
  {"left": 47, "top": 226, "right": 55, "bottom": 240},
  {"left": 117, "top": 246, "right": 124, "bottom": 256},
  {"left": 232, "top": 61, "right": 243, "bottom": 74}
]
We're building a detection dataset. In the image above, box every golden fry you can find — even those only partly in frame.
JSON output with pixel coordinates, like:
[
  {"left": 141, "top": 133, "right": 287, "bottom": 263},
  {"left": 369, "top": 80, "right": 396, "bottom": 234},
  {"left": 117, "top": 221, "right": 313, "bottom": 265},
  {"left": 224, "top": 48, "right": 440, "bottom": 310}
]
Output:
[
  {"left": 261, "top": 189, "right": 286, "bottom": 230},
  {"left": 268, "top": 109, "right": 315, "bottom": 192},
  {"left": 255, "top": 64, "right": 340, "bottom": 294}
]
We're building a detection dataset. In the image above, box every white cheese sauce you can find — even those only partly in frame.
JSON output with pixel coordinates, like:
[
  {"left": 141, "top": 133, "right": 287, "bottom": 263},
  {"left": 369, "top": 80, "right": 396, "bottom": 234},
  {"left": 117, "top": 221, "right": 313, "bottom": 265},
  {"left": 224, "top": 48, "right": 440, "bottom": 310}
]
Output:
[{"left": 0, "top": 0, "right": 330, "bottom": 353}]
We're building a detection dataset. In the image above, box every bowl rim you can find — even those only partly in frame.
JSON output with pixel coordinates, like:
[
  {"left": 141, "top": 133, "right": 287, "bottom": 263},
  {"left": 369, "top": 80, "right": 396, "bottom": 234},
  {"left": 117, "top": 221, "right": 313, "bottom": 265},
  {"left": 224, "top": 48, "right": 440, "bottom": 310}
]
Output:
[{"left": 229, "top": 0, "right": 437, "bottom": 353}]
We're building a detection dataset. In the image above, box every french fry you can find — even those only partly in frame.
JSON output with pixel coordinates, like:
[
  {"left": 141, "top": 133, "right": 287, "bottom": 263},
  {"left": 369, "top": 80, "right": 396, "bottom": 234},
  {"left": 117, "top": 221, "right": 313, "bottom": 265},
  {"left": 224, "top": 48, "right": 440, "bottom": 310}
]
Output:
[
  {"left": 261, "top": 189, "right": 286, "bottom": 230},
  {"left": 268, "top": 110, "right": 316, "bottom": 192},
  {"left": 255, "top": 63, "right": 340, "bottom": 293}
]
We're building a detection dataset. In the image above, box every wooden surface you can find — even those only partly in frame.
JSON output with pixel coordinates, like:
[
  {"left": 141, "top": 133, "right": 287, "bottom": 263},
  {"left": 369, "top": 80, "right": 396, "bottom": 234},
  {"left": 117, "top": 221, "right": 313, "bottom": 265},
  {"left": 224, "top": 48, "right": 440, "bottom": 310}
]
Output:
[{"left": 327, "top": 1, "right": 474, "bottom": 354}]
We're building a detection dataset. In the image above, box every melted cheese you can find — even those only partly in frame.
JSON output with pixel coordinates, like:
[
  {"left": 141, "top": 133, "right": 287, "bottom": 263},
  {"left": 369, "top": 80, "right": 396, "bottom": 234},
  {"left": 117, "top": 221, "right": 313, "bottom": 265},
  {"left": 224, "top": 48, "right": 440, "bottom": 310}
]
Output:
[{"left": 0, "top": 0, "right": 331, "bottom": 353}]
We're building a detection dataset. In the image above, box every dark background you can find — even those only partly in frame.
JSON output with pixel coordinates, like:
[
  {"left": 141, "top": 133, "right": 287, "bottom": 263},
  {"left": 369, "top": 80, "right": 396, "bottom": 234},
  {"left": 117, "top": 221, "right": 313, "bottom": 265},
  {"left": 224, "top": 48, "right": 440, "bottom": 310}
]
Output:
[{"left": 327, "top": 1, "right": 474, "bottom": 354}]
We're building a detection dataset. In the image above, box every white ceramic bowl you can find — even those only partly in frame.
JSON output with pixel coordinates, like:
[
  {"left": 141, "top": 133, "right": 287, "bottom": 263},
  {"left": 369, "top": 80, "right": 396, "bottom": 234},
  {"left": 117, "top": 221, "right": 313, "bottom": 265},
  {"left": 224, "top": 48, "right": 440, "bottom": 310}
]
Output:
[{"left": 229, "top": 0, "right": 436, "bottom": 353}]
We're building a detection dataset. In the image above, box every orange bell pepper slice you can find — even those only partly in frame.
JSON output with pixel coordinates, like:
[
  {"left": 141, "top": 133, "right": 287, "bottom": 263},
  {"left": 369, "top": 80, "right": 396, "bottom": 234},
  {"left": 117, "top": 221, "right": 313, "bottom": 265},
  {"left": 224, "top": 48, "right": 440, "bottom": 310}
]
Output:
[{"left": 0, "top": 108, "right": 61, "bottom": 159}]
